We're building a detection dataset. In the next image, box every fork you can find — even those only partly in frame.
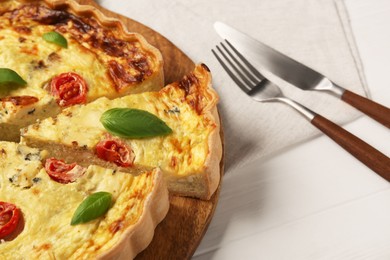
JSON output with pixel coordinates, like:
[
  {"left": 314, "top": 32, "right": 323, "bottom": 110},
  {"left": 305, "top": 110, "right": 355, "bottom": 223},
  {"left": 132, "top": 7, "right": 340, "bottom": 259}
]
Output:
[{"left": 212, "top": 40, "right": 390, "bottom": 178}]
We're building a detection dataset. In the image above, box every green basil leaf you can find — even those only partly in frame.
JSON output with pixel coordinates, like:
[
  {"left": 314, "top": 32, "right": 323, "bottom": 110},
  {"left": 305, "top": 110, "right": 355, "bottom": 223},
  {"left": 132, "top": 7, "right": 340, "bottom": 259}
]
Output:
[
  {"left": 71, "top": 191, "right": 112, "bottom": 225},
  {"left": 0, "top": 68, "right": 27, "bottom": 86},
  {"left": 100, "top": 108, "right": 173, "bottom": 139},
  {"left": 42, "top": 31, "right": 68, "bottom": 48}
]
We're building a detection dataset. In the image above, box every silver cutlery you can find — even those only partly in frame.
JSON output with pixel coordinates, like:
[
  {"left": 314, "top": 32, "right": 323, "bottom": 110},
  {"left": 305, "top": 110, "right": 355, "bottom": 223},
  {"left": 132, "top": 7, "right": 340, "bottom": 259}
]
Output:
[
  {"left": 214, "top": 21, "right": 390, "bottom": 129},
  {"left": 212, "top": 40, "right": 390, "bottom": 177}
]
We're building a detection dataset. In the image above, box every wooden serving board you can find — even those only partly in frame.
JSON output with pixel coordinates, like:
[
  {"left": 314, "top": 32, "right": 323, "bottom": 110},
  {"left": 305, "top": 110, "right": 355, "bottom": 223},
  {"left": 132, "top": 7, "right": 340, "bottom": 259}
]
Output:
[{"left": 74, "top": 1, "right": 224, "bottom": 259}]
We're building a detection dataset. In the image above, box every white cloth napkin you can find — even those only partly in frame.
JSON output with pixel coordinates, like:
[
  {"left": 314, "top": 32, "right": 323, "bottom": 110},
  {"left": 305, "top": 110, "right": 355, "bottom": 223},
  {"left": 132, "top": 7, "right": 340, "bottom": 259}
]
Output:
[{"left": 99, "top": 0, "right": 368, "bottom": 173}]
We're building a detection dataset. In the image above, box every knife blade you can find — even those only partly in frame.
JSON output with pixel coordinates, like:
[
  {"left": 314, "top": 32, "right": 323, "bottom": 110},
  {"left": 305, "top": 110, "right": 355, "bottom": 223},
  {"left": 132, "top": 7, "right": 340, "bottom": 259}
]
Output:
[{"left": 214, "top": 21, "right": 390, "bottom": 128}]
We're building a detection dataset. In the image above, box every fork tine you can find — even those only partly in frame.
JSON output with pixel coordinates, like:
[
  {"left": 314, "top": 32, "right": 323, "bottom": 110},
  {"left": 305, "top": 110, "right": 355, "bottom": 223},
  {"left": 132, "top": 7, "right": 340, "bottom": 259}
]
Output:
[
  {"left": 220, "top": 41, "right": 262, "bottom": 84},
  {"left": 224, "top": 40, "right": 265, "bottom": 80},
  {"left": 212, "top": 48, "right": 252, "bottom": 93}
]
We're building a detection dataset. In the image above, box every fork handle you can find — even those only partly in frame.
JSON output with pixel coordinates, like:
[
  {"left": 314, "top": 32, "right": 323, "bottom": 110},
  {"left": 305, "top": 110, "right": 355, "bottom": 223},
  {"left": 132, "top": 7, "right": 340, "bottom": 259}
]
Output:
[
  {"left": 341, "top": 90, "right": 390, "bottom": 128},
  {"left": 311, "top": 114, "right": 390, "bottom": 179}
]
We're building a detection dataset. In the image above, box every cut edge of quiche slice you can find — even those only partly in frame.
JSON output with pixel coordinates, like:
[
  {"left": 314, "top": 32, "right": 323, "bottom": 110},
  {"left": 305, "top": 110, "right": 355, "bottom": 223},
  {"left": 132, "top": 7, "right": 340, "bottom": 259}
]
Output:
[
  {"left": 0, "top": 0, "right": 164, "bottom": 142},
  {"left": 21, "top": 64, "right": 223, "bottom": 200},
  {"left": 0, "top": 141, "right": 169, "bottom": 259}
]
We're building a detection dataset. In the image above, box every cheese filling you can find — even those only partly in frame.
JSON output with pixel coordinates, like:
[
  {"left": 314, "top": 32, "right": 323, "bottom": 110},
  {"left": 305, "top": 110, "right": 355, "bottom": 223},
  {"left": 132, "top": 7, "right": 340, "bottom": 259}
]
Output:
[{"left": 0, "top": 142, "right": 162, "bottom": 259}]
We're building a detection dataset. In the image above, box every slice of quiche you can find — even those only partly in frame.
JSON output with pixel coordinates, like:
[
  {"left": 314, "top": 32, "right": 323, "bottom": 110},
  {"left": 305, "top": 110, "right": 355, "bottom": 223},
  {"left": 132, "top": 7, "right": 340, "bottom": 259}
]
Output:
[
  {"left": 0, "top": 141, "right": 169, "bottom": 259},
  {"left": 22, "top": 64, "right": 222, "bottom": 200},
  {"left": 0, "top": 0, "right": 163, "bottom": 141}
]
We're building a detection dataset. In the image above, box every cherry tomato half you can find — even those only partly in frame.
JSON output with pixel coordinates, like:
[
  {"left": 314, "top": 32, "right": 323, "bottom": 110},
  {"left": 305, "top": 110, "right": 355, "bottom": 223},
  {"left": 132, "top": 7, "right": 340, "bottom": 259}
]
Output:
[
  {"left": 95, "top": 139, "right": 134, "bottom": 167},
  {"left": 0, "top": 202, "right": 21, "bottom": 239},
  {"left": 50, "top": 72, "right": 88, "bottom": 107},
  {"left": 45, "top": 158, "right": 86, "bottom": 184}
]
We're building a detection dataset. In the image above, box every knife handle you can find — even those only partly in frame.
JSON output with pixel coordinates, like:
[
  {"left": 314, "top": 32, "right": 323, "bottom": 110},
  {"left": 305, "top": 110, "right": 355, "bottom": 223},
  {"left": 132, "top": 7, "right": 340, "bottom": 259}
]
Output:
[
  {"left": 341, "top": 90, "right": 390, "bottom": 128},
  {"left": 311, "top": 114, "right": 390, "bottom": 179}
]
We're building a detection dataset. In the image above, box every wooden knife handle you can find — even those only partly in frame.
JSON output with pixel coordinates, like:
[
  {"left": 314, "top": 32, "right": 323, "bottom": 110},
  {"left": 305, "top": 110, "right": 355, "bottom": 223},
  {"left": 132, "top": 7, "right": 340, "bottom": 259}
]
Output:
[
  {"left": 311, "top": 114, "right": 390, "bottom": 179},
  {"left": 342, "top": 90, "right": 390, "bottom": 128}
]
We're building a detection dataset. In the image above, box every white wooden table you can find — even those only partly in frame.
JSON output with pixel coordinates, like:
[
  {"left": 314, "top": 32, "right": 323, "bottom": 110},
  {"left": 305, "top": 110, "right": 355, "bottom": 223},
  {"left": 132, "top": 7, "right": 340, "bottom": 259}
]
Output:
[{"left": 193, "top": 0, "right": 390, "bottom": 259}]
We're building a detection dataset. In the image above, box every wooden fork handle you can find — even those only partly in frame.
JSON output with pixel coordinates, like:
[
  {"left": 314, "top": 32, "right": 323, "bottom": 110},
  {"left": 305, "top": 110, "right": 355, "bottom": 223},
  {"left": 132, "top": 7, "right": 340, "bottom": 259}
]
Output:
[
  {"left": 342, "top": 90, "right": 390, "bottom": 128},
  {"left": 311, "top": 114, "right": 390, "bottom": 179}
]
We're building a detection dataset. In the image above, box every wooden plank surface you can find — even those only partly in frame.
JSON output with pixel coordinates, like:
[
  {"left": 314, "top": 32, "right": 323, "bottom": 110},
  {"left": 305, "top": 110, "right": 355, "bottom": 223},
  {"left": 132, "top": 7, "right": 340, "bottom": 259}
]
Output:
[{"left": 69, "top": 1, "right": 224, "bottom": 259}]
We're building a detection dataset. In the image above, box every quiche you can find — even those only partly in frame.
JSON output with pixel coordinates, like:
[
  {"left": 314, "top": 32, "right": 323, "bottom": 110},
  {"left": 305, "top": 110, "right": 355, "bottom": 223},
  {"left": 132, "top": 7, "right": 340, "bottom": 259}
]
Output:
[
  {"left": 0, "top": 141, "right": 169, "bottom": 259},
  {"left": 0, "top": 0, "right": 164, "bottom": 141},
  {"left": 21, "top": 64, "right": 222, "bottom": 200},
  {"left": 0, "top": 0, "right": 223, "bottom": 257}
]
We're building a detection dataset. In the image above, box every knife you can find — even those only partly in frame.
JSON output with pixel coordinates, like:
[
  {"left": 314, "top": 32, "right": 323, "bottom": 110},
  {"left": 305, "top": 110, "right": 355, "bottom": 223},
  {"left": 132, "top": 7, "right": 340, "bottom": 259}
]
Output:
[{"left": 214, "top": 21, "right": 390, "bottom": 128}]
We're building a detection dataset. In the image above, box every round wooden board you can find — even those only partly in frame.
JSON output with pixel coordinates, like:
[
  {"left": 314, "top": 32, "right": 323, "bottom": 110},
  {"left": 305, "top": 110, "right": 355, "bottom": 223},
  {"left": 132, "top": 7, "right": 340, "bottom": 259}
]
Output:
[{"left": 73, "top": 1, "right": 224, "bottom": 259}]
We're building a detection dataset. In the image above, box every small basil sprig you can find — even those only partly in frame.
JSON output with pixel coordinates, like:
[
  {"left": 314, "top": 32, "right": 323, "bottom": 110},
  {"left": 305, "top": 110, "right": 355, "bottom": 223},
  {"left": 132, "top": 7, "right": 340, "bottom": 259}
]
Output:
[
  {"left": 42, "top": 31, "right": 68, "bottom": 48},
  {"left": 0, "top": 68, "right": 27, "bottom": 86},
  {"left": 100, "top": 108, "right": 173, "bottom": 139},
  {"left": 71, "top": 192, "right": 112, "bottom": 225}
]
